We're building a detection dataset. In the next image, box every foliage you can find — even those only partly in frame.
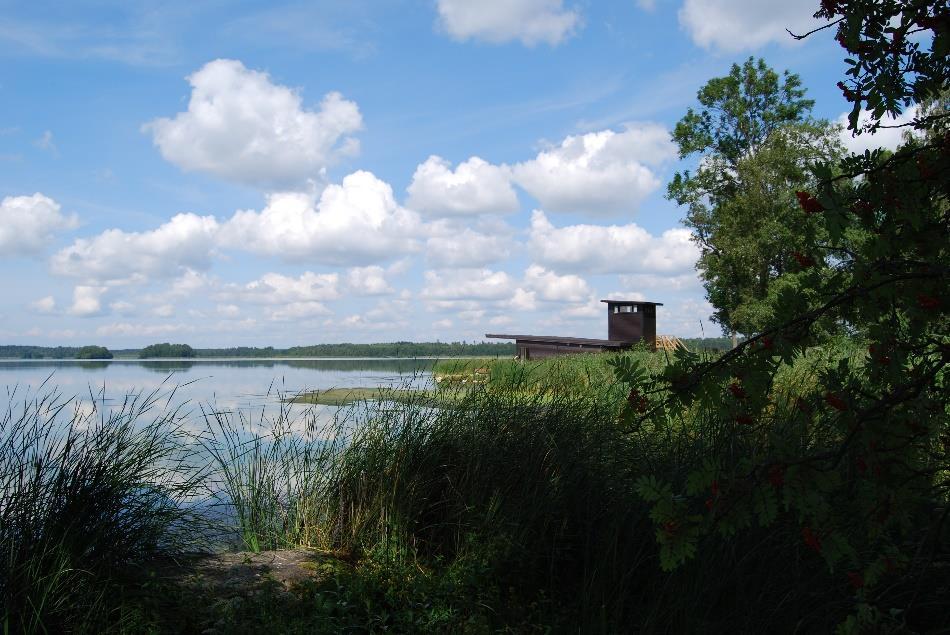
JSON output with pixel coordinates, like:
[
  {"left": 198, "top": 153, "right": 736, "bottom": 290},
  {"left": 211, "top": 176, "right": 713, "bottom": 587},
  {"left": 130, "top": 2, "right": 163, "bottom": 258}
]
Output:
[
  {"left": 138, "top": 342, "right": 197, "bottom": 358},
  {"left": 75, "top": 345, "right": 113, "bottom": 359},
  {"left": 621, "top": 1, "right": 949, "bottom": 630},
  {"left": 680, "top": 335, "right": 742, "bottom": 351},
  {"left": 822, "top": 0, "right": 948, "bottom": 134},
  {"left": 0, "top": 386, "right": 202, "bottom": 633},
  {"left": 668, "top": 57, "right": 843, "bottom": 337}
]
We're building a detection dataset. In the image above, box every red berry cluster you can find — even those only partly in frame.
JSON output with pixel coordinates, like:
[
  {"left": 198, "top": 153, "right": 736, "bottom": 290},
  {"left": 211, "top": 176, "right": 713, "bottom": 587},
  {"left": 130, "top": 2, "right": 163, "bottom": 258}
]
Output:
[
  {"left": 851, "top": 199, "right": 872, "bottom": 217},
  {"left": 802, "top": 526, "right": 822, "bottom": 553},
  {"left": 795, "top": 191, "right": 824, "bottom": 214},
  {"left": 792, "top": 251, "right": 816, "bottom": 268},
  {"left": 705, "top": 480, "right": 721, "bottom": 511},
  {"left": 824, "top": 392, "right": 848, "bottom": 412},
  {"left": 767, "top": 464, "right": 785, "bottom": 489},
  {"left": 868, "top": 344, "right": 890, "bottom": 365},
  {"left": 820, "top": 0, "right": 840, "bottom": 16},
  {"left": 847, "top": 571, "right": 865, "bottom": 589},
  {"left": 836, "top": 80, "right": 858, "bottom": 102},
  {"left": 626, "top": 388, "right": 649, "bottom": 413}
]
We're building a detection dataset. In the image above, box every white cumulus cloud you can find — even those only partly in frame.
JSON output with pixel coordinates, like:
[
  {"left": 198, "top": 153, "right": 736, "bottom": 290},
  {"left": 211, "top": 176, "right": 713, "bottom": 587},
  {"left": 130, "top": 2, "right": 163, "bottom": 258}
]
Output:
[
  {"left": 620, "top": 272, "right": 703, "bottom": 292},
  {"left": 346, "top": 266, "right": 393, "bottom": 295},
  {"left": 69, "top": 285, "right": 106, "bottom": 317},
  {"left": 421, "top": 268, "right": 516, "bottom": 301},
  {"left": 679, "top": 0, "right": 819, "bottom": 52},
  {"left": 435, "top": 0, "right": 580, "bottom": 46},
  {"left": 153, "top": 304, "right": 175, "bottom": 318},
  {"left": 511, "top": 124, "right": 676, "bottom": 216},
  {"left": 528, "top": 210, "right": 699, "bottom": 274},
  {"left": 0, "top": 193, "right": 78, "bottom": 257},
  {"left": 267, "top": 302, "right": 333, "bottom": 321},
  {"left": 522, "top": 265, "right": 590, "bottom": 302},
  {"left": 425, "top": 223, "right": 515, "bottom": 268},
  {"left": 406, "top": 155, "right": 519, "bottom": 216},
  {"left": 219, "top": 171, "right": 422, "bottom": 265},
  {"left": 95, "top": 322, "right": 194, "bottom": 338},
  {"left": 837, "top": 106, "right": 919, "bottom": 155},
  {"left": 145, "top": 59, "right": 362, "bottom": 190},
  {"left": 215, "top": 271, "right": 340, "bottom": 321},
  {"left": 29, "top": 296, "right": 56, "bottom": 314},
  {"left": 218, "top": 271, "right": 341, "bottom": 305},
  {"left": 51, "top": 213, "right": 219, "bottom": 285}
]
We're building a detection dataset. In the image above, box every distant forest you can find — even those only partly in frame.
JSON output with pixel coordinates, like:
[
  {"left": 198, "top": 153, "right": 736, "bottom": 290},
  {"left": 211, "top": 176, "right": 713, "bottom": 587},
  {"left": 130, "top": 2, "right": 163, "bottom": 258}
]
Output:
[
  {"left": 195, "top": 342, "right": 518, "bottom": 358},
  {"left": 0, "top": 338, "right": 738, "bottom": 360},
  {"left": 0, "top": 342, "right": 517, "bottom": 359}
]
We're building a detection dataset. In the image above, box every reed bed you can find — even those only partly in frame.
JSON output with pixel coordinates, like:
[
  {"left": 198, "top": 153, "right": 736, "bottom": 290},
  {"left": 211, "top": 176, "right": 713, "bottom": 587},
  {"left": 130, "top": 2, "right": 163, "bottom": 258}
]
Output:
[{"left": 0, "top": 382, "right": 204, "bottom": 633}]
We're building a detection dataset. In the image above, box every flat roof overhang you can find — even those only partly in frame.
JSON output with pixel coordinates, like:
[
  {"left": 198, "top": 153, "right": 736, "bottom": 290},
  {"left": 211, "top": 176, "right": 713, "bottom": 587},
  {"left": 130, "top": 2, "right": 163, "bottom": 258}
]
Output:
[
  {"left": 600, "top": 299, "right": 664, "bottom": 306},
  {"left": 485, "top": 334, "right": 632, "bottom": 347}
]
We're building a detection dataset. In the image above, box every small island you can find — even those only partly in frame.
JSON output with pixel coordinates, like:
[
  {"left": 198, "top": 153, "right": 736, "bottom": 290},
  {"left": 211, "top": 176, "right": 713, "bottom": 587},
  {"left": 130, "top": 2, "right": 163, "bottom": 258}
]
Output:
[
  {"left": 75, "top": 345, "right": 114, "bottom": 360},
  {"left": 138, "top": 343, "right": 197, "bottom": 359}
]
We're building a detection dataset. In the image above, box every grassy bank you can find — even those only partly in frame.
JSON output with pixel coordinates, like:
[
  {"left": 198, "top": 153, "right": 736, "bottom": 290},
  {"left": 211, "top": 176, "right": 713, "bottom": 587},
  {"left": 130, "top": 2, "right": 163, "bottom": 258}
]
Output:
[
  {"left": 432, "top": 346, "right": 672, "bottom": 396},
  {"left": 2, "top": 344, "right": 947, "bottom": 632}
]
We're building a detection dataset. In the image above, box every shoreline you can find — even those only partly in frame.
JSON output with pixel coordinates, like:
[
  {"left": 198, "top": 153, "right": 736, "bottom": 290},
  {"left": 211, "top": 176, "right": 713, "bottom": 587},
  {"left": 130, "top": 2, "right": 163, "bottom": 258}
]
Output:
[{"left": 0, "top": 355, "right": 499, "bottom": 363}]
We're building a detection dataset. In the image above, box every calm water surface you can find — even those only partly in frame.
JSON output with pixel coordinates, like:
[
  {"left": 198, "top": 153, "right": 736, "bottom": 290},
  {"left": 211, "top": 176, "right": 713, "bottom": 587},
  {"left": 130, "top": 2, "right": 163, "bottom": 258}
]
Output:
[{"left": 0, "top": 358, "right": 435, "bottom": 422}]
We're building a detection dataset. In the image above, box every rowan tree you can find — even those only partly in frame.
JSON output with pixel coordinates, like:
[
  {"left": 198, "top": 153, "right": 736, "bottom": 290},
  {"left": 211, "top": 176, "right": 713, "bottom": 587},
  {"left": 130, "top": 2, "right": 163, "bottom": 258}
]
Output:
[{"left": 618, "top": 1, "right": 949, "bottom": 630}]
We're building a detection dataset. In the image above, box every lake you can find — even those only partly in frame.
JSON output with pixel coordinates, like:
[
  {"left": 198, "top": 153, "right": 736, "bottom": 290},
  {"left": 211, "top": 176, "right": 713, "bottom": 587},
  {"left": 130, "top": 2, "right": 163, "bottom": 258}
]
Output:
[{"left": 0, "top": 358, "right": 436, "bottom": 424}]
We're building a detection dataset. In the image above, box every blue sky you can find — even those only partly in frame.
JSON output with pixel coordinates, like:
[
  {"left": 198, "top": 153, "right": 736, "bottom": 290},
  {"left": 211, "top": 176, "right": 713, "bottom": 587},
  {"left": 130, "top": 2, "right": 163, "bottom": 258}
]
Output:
[{"left": 0, "top": 0, "right": 906, "bottom": 347}]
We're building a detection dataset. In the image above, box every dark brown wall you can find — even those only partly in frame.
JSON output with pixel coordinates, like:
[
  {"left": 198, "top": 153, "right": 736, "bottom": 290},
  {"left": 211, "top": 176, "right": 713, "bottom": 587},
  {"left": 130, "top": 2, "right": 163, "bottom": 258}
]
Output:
[
  {"left": 642, "top": 304, "right": 657, "bottom": 349},
  {"left": 606, "top": 304, "right": 657, "bottom": 350},
  {"left": 608, "top": 311, "right": 643, "bottom": 342},
  {"left": 518, "top": 341, "right": 622, "bottom": 360}
]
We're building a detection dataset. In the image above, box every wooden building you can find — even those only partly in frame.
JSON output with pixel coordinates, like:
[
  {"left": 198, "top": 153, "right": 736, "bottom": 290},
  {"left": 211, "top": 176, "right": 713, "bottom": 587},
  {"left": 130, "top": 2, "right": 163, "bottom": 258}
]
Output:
[{"left": 487, "top": 299, "right": 663, "bottom": 360}]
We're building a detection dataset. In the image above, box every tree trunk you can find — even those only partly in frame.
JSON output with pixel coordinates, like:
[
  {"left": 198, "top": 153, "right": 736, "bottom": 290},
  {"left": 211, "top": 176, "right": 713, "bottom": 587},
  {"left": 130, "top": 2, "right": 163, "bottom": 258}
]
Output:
[{"left": 731, "top": 330, "right": 738, "bottom": 349}]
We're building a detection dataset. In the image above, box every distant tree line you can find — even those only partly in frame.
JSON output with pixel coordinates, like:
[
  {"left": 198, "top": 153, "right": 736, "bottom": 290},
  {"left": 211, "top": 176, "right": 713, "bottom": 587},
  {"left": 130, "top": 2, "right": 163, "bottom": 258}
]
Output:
[
  {"left": 0, "top": 346, "right": 83, "bottom": 359},
  {"left": 194, "top": 346, "right": 279, "bottom": 358},
  {"left": 279, "top": 342, "right": 518, "bottom": 358}
]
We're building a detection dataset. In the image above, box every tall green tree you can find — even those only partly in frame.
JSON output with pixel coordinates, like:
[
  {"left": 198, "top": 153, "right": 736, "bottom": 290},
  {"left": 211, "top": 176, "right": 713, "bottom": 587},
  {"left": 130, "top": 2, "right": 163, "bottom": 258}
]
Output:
[{"left": 667, "top": 57, "right": 842, "bottom": 341}]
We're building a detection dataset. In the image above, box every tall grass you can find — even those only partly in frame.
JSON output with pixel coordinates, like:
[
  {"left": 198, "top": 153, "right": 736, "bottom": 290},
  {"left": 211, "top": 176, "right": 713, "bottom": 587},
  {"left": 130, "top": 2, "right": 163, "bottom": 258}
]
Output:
[
  {"left": 201, "top": 357, "right": 864, "bottom": 631},
  {"left": 433, "top": 347, "right": 668, "bottom": 397},
  {"left": 0, "top": 383, "right": 203, "bottom": 633},
  {"left": 322, "top": 383, "right": 659, "bottom": 628},
  {"left": 198, "top": 395, "right": 352, "bottom": 552}
]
